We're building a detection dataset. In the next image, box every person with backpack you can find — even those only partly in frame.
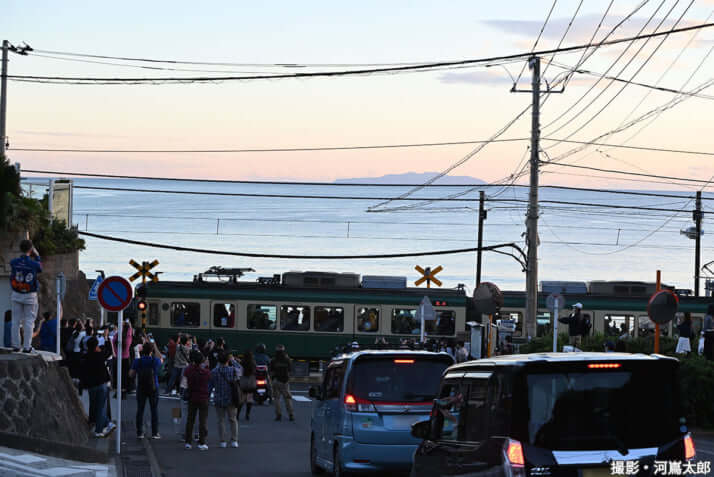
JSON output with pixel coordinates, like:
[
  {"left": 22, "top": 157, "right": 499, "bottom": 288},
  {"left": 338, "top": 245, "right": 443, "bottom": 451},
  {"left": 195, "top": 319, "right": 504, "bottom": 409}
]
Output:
[
  {"left": 183, "top": 349, "right": 211, "bottom": 450},
  {"left": 209, "top": 351, "right": 240, "bottom": 448},
  {"left": 83, "top": 336, "right": 116, "bottom": 438},
  {"left": 129, "top": 341, "right": 162, "bottom": 439},
  {"left": 269, "top": 344, "right": 294, "bottom": 422}
]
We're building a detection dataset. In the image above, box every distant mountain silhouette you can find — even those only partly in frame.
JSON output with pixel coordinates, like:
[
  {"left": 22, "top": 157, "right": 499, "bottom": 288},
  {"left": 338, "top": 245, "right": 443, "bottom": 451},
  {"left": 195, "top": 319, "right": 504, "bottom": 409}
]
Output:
[{"left": 334, "top": 172, "right": 485, "bottom": 185}]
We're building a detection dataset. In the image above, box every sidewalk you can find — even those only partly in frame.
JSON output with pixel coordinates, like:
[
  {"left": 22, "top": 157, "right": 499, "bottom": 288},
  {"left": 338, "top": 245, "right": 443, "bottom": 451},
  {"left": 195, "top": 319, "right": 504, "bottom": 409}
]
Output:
[
  {"left": 0, "top": 445, "right": 116, "bottom": 477},
  {"left": 79, "top": 391, "right": 158, "bottom": 477}
]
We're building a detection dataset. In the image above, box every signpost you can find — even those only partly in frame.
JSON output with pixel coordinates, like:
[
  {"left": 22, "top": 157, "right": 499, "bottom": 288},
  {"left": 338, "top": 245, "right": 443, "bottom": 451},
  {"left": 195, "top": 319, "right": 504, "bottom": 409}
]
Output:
[
  {"left": 129, "top": 259, "right": 159, "bottom": 330},
  {"left": 97, "top": 276, "right": 133, "bottom": 456},
  {"left": 415, "top": 265, "right": 442, "bottom": 288},
  {"left": 55, "top": 273, "right": 65, "bottom": 355},
  {"left": 416, "top": 296, "right": 436, "bottom": 343},
  {"left": 546, "top": 293, "right": 565, "bottom": 352}
]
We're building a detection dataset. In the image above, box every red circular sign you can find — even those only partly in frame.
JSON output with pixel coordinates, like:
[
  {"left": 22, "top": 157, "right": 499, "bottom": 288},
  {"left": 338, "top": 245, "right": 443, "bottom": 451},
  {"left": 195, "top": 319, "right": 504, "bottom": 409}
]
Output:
[{"left": 97, "top": 276, "right": 133, "bottom": 312}]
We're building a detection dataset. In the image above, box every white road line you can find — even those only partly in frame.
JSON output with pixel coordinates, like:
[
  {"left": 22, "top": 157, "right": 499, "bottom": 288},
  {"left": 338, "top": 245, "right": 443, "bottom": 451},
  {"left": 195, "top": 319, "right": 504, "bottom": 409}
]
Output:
[
  {"left": 0, "top": 453, "right": 46, "bottom": 464},
  {"left": 292, "top": 396, "right": 311, "bottom": 402},
  {"left": 42, "top": 468, "right": 88, "bottom": 477},
  {"left": 0, "top": 460, "right": 52, "bottom": 477}
]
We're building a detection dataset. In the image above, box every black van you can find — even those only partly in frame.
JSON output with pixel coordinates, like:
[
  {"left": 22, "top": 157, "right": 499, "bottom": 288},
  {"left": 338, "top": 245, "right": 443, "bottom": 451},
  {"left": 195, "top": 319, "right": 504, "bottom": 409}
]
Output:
[{"left": 411, "top": 352, "right": 696, "bottom": 477}]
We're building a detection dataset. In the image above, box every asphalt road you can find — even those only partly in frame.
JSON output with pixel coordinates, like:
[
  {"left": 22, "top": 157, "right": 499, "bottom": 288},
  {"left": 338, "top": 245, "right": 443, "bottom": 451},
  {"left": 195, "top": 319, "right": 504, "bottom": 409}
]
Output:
[
  {"left": 129, "top": 383, "right": 315, "bottom": 477},
  {"left": 117, "top": 385, "right": 714, "bottom": 477}
]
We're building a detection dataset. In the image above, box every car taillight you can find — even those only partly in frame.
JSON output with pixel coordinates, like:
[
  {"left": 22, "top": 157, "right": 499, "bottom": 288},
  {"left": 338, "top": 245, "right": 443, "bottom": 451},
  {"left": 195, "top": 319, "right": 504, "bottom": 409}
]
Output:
[
  {"left": 256, "top": 380, "right": 266, "bottom": 386},
  {"left": 344, "top": 394, "right": 377, "bottom": 413},
  {"left": 505, "top": 439, "right": 525, "bottom": 467},
  {"left": 684, "top": 434, "right": 696, "bottom": 460}
]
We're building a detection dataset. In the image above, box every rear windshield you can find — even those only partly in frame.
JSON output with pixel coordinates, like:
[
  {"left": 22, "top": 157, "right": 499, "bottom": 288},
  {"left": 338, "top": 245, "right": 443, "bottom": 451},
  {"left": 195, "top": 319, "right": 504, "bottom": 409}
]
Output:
[
  {"left": 349, "top": 357, "right": 451, "bottom": 403},
  {"left": 527, "top": 364, "right": 680, "bottom": 451}
]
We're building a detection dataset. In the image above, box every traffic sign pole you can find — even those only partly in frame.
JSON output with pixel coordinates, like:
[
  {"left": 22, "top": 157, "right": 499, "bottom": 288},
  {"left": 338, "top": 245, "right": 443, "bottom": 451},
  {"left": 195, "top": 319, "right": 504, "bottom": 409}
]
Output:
[
  {"left": 655, "top": 270, "right": 661, "bottom": 354},
  {"left": 552, "top": 299, "right": 559, "bottom": 352},
  {"left": 56, "top": 276, "right": 62, "bottom": 355},
  {"left": 420, "top": 303, "right": 425, "bottom": 343},
  {"left": 116, "top": 309, "right": 123, "bottom": 456}
]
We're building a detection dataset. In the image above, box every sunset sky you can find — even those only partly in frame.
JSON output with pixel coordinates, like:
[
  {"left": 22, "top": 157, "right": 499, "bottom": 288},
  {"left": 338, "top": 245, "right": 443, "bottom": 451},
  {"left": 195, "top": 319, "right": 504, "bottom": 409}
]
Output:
[{"left": 5, "top": 0, "right": 714, "bottom": 187}]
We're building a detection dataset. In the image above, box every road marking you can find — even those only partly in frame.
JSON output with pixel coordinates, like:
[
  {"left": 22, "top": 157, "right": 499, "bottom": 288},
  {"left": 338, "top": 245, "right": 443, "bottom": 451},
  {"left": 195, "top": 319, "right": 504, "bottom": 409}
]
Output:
[
  {"left": 292, "top": 396, "right": 311, "bottom": 402},
  {"left": 0, "top": 453, "right": 46, "bottom": 464}
]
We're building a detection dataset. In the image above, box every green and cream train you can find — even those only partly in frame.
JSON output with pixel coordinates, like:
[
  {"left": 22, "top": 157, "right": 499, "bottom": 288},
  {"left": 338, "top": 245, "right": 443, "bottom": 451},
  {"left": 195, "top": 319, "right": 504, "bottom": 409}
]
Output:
[{"left": 136, "top": 272, "right": 712, "bottom": 359}]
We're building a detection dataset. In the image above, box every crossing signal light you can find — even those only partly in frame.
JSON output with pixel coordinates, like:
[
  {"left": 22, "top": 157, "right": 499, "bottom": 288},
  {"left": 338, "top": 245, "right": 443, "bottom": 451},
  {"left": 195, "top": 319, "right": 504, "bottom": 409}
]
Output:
[{"left": 137, "top": 300, "right": 147, "bottom": 312}]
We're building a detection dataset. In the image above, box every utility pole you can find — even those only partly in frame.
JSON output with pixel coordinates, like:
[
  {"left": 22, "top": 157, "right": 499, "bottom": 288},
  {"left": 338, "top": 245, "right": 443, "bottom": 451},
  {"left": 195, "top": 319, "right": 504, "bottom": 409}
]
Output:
[
  {"left": 476, "top": 190, "right": 486, "bottom": 287},
  {"left": 525, "top": 56, "right": 541, "bottom": 340},
  {"left": 1, "top": 40, "right": 9, "bottom": 157},
  {"left": 695, "top": 190, "right": 702, "bottom": 296}
]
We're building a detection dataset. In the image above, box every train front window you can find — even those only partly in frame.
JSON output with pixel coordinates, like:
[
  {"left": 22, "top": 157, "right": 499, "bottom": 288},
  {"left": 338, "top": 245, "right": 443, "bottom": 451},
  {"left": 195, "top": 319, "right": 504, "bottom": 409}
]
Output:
[
  {"left": 280, "top": 305, "right": 310, "bottom": 331},
  {"left": 248, "top": 305, "right": 277, "bottom": 330},
  {"left": 171, "top": 302, "right": 201, "bottom": 328},
  {"left": 314, "top": 306, "right": 344, "bottom": 332},
  {"left": 213, "top": 303, "right": 235, "bottom": 328},
  {"left": 357, "top": 307, "right": 379, "bottom": 332}
]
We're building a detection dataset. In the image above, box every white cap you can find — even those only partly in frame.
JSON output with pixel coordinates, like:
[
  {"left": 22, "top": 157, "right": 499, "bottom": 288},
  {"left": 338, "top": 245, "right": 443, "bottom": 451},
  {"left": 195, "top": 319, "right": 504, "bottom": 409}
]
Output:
[{"left": 573, "top": 302, "right": 583, "bottom": 309}]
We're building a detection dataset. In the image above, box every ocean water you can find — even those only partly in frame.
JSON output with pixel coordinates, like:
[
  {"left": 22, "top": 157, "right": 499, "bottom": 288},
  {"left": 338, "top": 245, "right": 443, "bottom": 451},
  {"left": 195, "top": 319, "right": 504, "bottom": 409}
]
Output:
[{"left": 35, "top": 178, "right": 714, "bottom": 293}]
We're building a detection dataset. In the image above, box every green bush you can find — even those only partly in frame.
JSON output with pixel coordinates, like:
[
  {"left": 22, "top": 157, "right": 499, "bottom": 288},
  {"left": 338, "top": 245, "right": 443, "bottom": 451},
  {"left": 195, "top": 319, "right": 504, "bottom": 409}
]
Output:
[{"left": 678, "top": 354, "right": 714, "bottom": 428}]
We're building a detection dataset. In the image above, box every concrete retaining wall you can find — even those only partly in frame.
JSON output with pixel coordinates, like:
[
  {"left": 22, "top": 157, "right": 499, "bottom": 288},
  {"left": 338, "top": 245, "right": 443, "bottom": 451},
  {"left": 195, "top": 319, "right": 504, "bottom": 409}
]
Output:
[{"left": 0, "top": 351, "right": 105, "bottom": 461}]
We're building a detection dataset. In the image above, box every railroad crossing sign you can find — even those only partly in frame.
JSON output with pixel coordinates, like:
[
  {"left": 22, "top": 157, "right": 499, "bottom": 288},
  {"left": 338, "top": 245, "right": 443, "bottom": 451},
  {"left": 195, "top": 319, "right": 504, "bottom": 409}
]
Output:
[
  {"left": 129, "top": 259, "right": 160, "bottom": 283},
  {"left": 97, "top": 276, "right": 133, "bottom": 312},
  {"left": 415, "top": 265, "right": 443, "bottom": 288}
]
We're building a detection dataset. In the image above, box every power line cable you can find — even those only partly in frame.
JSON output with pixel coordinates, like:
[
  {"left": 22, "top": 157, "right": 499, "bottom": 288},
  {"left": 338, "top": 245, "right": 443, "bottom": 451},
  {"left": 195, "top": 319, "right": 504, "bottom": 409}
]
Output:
[
  {"left": 543, "top": 0, "right": 681, "bottom": 136},
  {"left": 541, "top": 0, "right": 584, "bottom": 80},
  {"left": 11, "top": 137, "right": 529, "bottom": 154},
  {"left": 514, "top": 0, "right": 559, "bottom": 87},
  {"left": 11, "top": 22, "right": 714, "bottom": 84},
  {"left": 545, "top": 0, "right": 695, "bottom": 143},
  {"left": 539, "top": 159, "right": 714, "bottom": 184},
  {"left": 76, "top": 230, "right": 525, "bottom": 262}
]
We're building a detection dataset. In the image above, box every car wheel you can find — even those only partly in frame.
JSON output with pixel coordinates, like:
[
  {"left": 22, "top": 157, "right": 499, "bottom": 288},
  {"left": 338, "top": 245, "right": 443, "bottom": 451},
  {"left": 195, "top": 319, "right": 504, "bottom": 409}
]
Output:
[{"left": 310, "top": 435, "right": 321, "bottom": 475}]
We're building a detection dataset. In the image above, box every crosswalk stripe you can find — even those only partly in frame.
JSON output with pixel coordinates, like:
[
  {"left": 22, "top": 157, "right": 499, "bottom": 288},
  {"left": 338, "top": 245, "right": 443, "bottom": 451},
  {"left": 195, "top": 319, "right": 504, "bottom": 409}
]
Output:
[{"left": 292, "top": 396, "right": 311, "bottom": 402}]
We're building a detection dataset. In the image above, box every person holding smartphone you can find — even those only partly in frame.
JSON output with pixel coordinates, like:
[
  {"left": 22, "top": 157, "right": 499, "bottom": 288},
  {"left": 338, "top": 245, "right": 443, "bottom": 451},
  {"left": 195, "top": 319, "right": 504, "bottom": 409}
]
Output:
[{"left": 9, "top": 239, "right": 42, "bottom": 353}]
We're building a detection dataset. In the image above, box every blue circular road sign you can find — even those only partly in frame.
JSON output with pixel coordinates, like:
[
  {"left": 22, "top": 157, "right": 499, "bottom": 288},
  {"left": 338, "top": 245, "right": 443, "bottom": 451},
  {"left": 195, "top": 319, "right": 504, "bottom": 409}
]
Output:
[{"left": 97, "top": 276, "right": 133, "bottom": 312}]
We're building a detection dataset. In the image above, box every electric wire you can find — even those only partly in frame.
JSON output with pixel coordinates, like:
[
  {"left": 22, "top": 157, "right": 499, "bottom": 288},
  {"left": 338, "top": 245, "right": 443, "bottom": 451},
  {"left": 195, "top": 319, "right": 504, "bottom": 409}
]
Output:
[
  {"left": 10, "top": 22, "right": 714, "bottom": 84},
  {"left": 514, "top": 0, "right": 559, "bottom": 88},
  {"left": 546, "top": 0, "right": 696, "bottom": 143}
]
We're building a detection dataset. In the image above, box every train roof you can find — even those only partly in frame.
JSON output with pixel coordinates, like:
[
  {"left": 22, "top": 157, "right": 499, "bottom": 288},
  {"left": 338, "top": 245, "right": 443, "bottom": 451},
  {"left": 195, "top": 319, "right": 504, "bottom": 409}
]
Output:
[
  {"left": 448, "top": 352, "right": 676, "bottom": 370},
  {"left": 140, "top": 280, "right": 468, "bottom": 306}
]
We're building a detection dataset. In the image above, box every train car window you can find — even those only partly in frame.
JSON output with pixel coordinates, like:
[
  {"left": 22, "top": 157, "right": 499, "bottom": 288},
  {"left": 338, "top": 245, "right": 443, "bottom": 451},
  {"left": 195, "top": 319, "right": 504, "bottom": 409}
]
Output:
[
  {"left": 356, "top": 307, "right": 379, "bottom": 332},
  {"left": 148, "top": 303, "right": 160, "bottom": 326},
  {"left": 171, "top": 302, "right": 200, "bottom": 327},
  {"left": 280, "top": 306, "right": 311, "bottom": 331},
  {"left": 434, "top": 310, "right": 455, "bottom": 335},
  {"left": 391, "top": 308, "right": 418, "bottom": 334},
  {"left": 604, "top": 314, "right": 634, "bottom": 337},
  {"left": 502, "top": 311, "right": 523, "bottom": 336},
  {"left": 213, "top": 303, "right": 235, "bottom": 328},
  {"left": 536, "top": 311, "right": 552, "bottom": 337},
  {"left": 247, "top": 305, "right": 277, "bottom": 330},
  {"left": 314, "top": 306, "right": 344, "bottom": 332}
]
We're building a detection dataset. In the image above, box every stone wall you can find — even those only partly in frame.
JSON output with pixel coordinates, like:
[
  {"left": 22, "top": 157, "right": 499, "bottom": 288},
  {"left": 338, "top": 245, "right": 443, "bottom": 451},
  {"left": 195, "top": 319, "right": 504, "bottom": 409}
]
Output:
[{"left": 0, "top": 352, "right": 90, "bottom": 444}]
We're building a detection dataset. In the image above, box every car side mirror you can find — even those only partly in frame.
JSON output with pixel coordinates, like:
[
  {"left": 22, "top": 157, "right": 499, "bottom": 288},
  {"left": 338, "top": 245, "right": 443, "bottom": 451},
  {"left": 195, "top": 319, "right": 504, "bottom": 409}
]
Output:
[
  {"left": 309, "top": 386, "right": 321, "bottom": 400},
  {"left": 411, "top": 419, "right": 431, "bottom": 440}
]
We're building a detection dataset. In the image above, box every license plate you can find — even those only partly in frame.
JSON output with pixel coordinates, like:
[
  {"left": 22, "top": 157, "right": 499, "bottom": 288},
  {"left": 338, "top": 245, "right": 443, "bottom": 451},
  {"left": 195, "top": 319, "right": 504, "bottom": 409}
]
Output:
[
  {"left": 257, "top": 389, "right": 266, "bottom": 394},
  {"left": 385, "top": 415, "right": 422, "bottom": 430},
  {"left": 583, "top": 469, "right": 615, "bottom": 477}
]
